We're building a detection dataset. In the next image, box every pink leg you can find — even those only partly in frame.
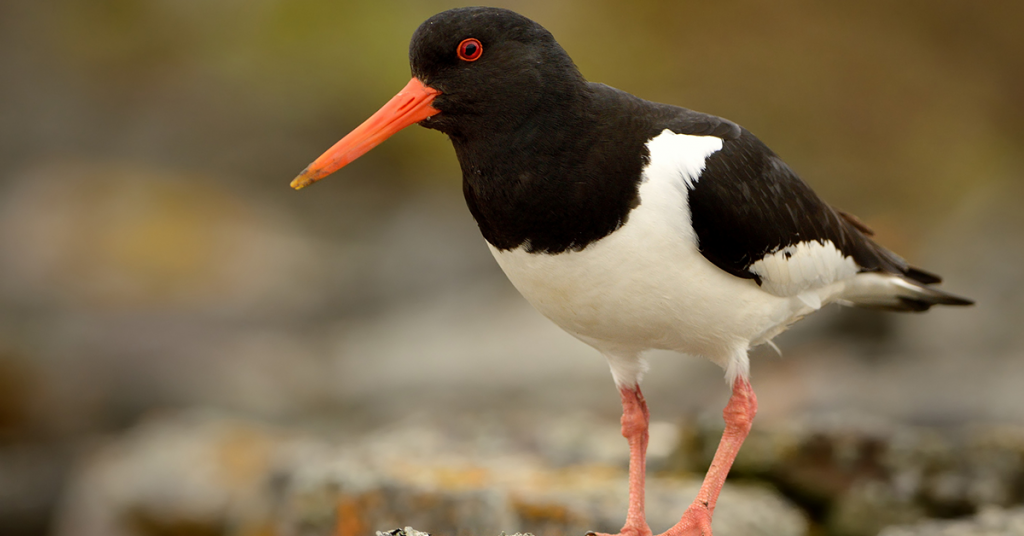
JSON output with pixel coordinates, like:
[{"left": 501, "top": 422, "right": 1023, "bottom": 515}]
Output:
[
  {"left": 661, "top": 378, "right": 758, "bottom": 536},
  {"left": 592, "top": 385, "right": 654, "bottom": 536}
]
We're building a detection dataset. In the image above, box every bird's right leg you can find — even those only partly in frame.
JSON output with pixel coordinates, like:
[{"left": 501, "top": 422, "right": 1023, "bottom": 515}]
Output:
[{"left": 592, "top": 385, "right": 653, "bottom": 536}]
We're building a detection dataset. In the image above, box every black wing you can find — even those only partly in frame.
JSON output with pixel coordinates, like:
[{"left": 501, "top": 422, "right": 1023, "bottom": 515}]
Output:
[{"left": 651, "top": 114, "right": 923, "bottom": 289}]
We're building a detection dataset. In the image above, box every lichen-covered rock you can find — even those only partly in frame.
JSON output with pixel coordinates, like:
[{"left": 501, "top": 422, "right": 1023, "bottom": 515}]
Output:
[
  {"left": 53, "top": 411, "right": 808, "bottom": 536},
  {"left": 275, "top": 417, "right": 807, "bottom": 536}
]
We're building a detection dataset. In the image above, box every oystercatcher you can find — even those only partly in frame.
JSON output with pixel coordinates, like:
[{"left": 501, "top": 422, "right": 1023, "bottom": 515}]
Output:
[{"left": 291, "top": 7, "right": 972, "bottom": 536}]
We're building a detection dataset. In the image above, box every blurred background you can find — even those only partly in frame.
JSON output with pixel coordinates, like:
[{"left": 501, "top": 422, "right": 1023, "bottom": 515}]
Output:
[{"left": 1, "top": 1, "right": 1022, "bottom": 535}]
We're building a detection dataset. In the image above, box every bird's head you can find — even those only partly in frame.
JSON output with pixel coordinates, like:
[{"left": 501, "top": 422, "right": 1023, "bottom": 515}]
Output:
[{"left": 291, "top": 7, "right": 581, "bottom": 190}]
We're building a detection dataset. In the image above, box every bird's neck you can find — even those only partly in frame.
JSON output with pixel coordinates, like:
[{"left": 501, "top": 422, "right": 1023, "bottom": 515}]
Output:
[
  {"left": 450, "top": 82, "right": 592, "bottom": 167},
  {"left": 452, "top": 83, "right": 651, "bottom": 254}
]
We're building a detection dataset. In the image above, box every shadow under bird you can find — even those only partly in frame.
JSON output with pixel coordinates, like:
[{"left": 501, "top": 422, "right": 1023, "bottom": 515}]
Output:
[{"left": 291, "top": 7, "right": 973, "bottom": 536}]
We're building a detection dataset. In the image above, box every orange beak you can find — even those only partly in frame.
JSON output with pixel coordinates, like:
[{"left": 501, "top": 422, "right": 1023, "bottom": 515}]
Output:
[{"left": 290, "top": 77, "right": 441, "bottom": 190}]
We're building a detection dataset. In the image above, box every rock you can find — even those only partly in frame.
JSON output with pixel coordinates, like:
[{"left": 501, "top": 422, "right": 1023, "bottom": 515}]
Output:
[
  {"left": 672, "top": 412, "right": 1024, "bottom": 536},
  {"left": 53, "top": 411, "right": 808, "bottom": 536},
  {"left": 52, "top": 411, "right": 286, "bottom": 536},
  {"left": 879, "top": 506, "right": 1024, "bottom": 536},
  {"left": 280, "top": 452, "right": 806, "bottom": 536},
  {"left": 274, "top": 415, "right": 807, "bottom": 536}
]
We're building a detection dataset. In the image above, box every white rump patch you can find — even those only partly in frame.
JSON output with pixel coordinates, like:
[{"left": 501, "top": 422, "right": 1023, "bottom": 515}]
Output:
[
  {"left": 748, "top": 239, "right": 859, "bottom": 297},
  {"left": 644, "top": 129, "right": 724, "bottom": 189}
]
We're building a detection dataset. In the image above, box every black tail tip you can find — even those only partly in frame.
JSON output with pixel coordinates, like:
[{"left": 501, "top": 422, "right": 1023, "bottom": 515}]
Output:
[
  {"left": 898, "top": 292, "right": 975, "bottom": 312},
  {"left": 940, "top": 295, "right": 975, "bottom": 307}
]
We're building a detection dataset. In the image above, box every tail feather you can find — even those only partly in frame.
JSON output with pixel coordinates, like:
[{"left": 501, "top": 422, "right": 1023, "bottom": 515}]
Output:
[
  {"left": 890, "top": 280, "right": 974, "bottom": 311},
  {"left": 840, "top": 272, "right": 974, "bottom": 313}
]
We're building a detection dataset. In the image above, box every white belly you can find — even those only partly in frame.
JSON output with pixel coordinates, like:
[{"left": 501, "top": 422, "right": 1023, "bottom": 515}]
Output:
[{"left": 489, "top": 222, "right": 793, "bottom": 365}]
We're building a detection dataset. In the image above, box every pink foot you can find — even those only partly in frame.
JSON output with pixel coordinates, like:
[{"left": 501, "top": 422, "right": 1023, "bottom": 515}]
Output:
[{"left": 660, "top": 501, "right": 712, "bottom": 536}]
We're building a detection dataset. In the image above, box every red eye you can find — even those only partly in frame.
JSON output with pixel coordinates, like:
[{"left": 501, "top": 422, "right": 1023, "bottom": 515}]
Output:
[{"left": 457, "top": 38, "right": 483, "bottom": 62}]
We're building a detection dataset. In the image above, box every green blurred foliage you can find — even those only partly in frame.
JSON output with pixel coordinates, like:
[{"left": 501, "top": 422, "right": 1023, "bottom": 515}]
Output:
[{"left": 1, "top": 0, "right": 1021, "bottom": 240}]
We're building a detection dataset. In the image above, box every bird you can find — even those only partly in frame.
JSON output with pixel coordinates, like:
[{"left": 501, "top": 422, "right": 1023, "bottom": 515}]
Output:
[{"left": 290, "top": 7, "right": 973, "bottom": 536}]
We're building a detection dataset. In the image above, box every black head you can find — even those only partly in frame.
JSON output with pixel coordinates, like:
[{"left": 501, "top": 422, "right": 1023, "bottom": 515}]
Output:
[
  {"left": 409, "top": 7, "right": 586, "bottom": 138},
  {"left": 289, "top": 7, "right": 593, "bottom": 192}
]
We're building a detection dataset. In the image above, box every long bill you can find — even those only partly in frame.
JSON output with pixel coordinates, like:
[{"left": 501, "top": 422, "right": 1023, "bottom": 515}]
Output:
[{"left": 290, "top": 77, "right": 441, "bottom": 190}]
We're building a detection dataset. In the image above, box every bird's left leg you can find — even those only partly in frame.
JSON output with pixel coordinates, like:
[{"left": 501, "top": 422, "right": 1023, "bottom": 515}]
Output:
[
  {"left": 660, "top": 377, "right": 758, "bottom": 536},
  {"left": 592, "top": 384, "right": 653, "bottom": 536}
]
